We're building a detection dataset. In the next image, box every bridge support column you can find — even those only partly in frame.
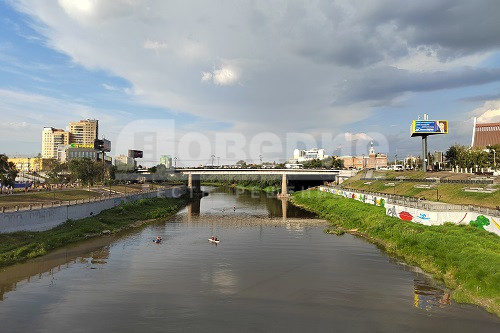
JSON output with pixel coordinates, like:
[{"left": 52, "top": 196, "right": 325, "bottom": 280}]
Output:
[
  {"left": 188, "top": 174, "right": 201, "bottom": 194},
  {"left": 280, "top": 173, "right": 288, "bottom": 197}
]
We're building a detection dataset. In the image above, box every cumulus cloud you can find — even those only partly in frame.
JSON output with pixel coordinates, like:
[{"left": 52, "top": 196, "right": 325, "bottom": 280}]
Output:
[
  {"left": 201, "top": 65, "right": 240, "bottom": 86},
  {"left": 5, "top": 0, "right": 500, "bottom": 159},
  {"left": 344, "top": 132, "right": 373, "bottom": 141},
  {"left": 473, "top": 100, "right": 500, "bottom": 123}
]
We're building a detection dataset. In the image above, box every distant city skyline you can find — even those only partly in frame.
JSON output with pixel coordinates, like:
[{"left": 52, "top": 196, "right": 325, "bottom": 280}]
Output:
[{"left": 1, "top": 1, "right": 500, "bottom": 166}]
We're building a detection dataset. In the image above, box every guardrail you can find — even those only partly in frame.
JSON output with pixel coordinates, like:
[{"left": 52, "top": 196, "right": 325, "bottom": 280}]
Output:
[
  {"left": 332, "top": 186, "right": 500, "bottom": 217},
  {"left": 0, "top": 189, "right": 160, "bottom": 214},
  {"left": 360, "top": 177, "right": 495, "bottom": 184}
]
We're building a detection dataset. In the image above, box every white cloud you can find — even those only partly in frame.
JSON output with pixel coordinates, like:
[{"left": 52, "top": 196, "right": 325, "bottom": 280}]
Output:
[
  {"left": 344, "top": 132, "right": 373, "bottom": 141},
  {"left": 6, "top": 0, "right": 500, "bottom": 158},
  {"left": 102, "top": 83, "right": 118, "bottom": 91},
  {"left": 202, "top": 65, "right": 240, "bottom": 86},
  {"left": 471, "top": 100, "right": 500, "bottom": 123},
  {"left": 143, "top": 40, "right": 168, "bottom": 51}
]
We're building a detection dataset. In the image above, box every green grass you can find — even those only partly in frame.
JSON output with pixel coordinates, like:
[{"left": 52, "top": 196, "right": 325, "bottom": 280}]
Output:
[
  {"left": 343, "top": 179, "right": 500, "bottom": 208},
  {"left": 291, "top": 190, "right": 500, "bottom": 316},
  {"left": 0, "top": 190, "right": 102, "bottom": 208},
  {"left": 0, "top": 196, "right": 189, "bottom": 267}
]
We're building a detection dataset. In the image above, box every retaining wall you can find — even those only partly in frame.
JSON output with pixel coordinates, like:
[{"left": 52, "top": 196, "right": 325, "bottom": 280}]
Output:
[
  {"left": 0, "top": 186, "right": 187, "bottom": 233},
  {"left": 319, "top": 186, "right": 500, "bottom": 237}
]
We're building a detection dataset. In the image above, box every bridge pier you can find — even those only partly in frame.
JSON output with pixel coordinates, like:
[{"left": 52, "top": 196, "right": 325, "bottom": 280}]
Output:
[
  {"left": 279, "top": 173, "right": 289, "bottom": 198},
  {"left": 188, "top": 174, "right": 201, "bottom": 194}
]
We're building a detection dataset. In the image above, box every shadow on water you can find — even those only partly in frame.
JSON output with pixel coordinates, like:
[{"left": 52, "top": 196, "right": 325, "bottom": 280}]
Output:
[{"left": 1, "top": 186, "right": 499, "bottom": 331}]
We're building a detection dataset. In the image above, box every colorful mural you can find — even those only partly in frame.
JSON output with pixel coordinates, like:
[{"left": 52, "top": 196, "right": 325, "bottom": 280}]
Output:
[
  {"left": 319, "top": 186, "right": 500, "bottom": 236},
  {"left": 469, "top": 215, "right": 490, "bottom": 230}
]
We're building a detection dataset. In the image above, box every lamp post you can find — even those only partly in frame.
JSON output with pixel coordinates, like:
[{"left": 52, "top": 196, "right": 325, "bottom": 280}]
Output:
[{"left": 174, "top": 157, "right": 177, "bottom": 168}]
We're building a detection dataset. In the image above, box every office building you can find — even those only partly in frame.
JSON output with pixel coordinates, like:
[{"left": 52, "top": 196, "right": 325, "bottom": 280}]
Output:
[
  {"left": 293, "top": 148, "right": 327, "bottom": 162},
  {"left": 41, "top": 127, "right": 70, "bottom": 159},
  {"left": 69, "top": 119, "right": 98, "bottom": 145},
  {"left": 115, "top": 155, "right": 137, "bottom": 171},
  {"left": 160, "top": 155, "right": 173, "bottom": 168}
]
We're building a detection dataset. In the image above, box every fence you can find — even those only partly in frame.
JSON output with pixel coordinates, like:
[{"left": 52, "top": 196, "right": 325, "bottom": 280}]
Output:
[
  {"left": 0, "top": 186, "right": 187, "bottom": 233},
  {"left": 334, "top": 186, "right": 500, "bottom": 218}
]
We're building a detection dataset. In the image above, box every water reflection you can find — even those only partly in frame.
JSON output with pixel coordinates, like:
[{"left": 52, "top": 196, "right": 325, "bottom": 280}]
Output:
[
  {"left": 0, "top": 237, "right": 112, "bottom": 301},
  {"left": 1, "top": 186, "right": 499, "bottom": 332},
  {"left": 413, "top": 277, "right": 452, "bottom": 311}
]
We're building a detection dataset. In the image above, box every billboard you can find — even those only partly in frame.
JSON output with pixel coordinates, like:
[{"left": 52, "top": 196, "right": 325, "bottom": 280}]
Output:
[
  {"left": 411, "top": 120, "right": 448, "bottom": 137},
  {"left": 128, "top": 150, "right": 143, "bottom": 158},
  {"left": 93, "top": 139, "right": 111, "bottom": 152},
  {"left": 70, "top": 143, "right": 94, "bottom": 149}
]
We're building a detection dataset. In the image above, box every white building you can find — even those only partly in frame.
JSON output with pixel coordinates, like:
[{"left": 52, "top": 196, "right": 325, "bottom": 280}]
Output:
[
  {"left": 42, "top": 127, "right": 70, "bottom": 159},
  {"left": 293, "top": 148, "right": 327, "bottom": 162},
  {"left": 115, "top": 155, "right": 136, "bottom": 171},
  {"left": 160, "top": 155, "right": 173, "bottom": 168}
]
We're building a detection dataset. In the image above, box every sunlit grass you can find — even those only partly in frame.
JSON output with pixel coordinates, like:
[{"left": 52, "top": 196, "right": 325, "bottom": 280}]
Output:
[{"left": 291, "top": 190, "right": 500, "bottom": 316}]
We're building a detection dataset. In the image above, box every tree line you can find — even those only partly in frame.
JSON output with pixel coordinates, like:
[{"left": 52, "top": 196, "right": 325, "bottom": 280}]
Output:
[{"left": 445, "top": 144, "right": 499, "bottom": 169}]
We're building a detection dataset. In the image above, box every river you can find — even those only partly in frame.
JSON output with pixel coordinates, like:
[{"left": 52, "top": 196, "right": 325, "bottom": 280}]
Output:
[{"left": 0, "top": 187, "right": 498, "bottom": 332}]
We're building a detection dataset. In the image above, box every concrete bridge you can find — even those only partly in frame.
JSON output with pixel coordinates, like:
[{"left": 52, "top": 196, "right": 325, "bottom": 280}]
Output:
[{"left": 176, "top": 168, "right": 344, "bottom": 195}]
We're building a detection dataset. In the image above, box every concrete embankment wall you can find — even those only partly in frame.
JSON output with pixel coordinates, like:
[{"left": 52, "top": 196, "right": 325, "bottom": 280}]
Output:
[
  {"left": 0, "top": 186, "right": 187, "bottom": 233},
  {"left": 319, "top": 186, "right": 500, "bottom": 237}
]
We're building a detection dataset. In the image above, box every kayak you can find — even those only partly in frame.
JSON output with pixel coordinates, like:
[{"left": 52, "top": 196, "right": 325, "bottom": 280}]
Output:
[{"left": 208, "top": 238, "right": 220, "bottom": 244}]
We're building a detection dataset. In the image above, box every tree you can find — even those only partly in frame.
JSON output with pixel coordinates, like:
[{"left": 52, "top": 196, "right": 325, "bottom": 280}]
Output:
[
  {"left": 45, "top": 159, "right": 68, "bottom": 184},
  {"left": 68, "top": 158, "right": 103, "bottom": 186},
  {"left": 0, "top": 154, "right": 18, "bottom": 187}
]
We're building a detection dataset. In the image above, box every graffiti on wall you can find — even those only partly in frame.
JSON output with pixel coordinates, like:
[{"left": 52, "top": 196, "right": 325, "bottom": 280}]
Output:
[{"left": 469, "top": 215, "right": 490, "bottom": 230}]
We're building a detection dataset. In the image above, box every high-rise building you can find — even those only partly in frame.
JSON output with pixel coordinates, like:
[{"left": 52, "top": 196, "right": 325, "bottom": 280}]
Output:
[
  {"left": 160, "top": 155, "right": 173, "bottom": 168},
  {"left": 41, "top": 127, "right": 70, "bottom": 159},
  {"left": 115, "top": 155, "right": 137, "bottom": 171},
  {"left": 69, "top": 119, "right": 98, "bottom": 145}
]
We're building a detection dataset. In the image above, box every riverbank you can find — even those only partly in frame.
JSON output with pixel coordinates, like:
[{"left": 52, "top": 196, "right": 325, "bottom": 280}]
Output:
[
  {"left": 291, "top": 189, "right": 500, "bottom": 316},
  {"left": 0, "top": 196, "right": 189, "bottom": 268},
  {"left": 342, "top": 170, "right": 499, "bottom": 208}
]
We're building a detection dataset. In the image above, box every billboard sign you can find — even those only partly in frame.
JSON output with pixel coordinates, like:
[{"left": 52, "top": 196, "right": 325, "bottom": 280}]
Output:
[
  {"left": 411, "top": 120, "right": 448, "bottom": 137},
  {"left": 128, "top": 150, "right": 144, "bottom": 158},
  {"left": 102, "top": 139, "right": 111, "bottom": 152},
  {"left": 70, "top": 143, "right": 94, "bottom": 149}
]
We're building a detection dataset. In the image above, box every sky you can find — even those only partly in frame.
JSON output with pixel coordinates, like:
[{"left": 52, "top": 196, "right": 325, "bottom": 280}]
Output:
[{"left": 1, "top": 0, "right": 500, "bottom": 166}]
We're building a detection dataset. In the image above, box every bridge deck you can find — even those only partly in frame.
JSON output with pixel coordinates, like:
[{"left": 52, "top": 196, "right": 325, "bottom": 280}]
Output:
[{"left": 177, "top": 168, "right": 340, "bottom": 175}]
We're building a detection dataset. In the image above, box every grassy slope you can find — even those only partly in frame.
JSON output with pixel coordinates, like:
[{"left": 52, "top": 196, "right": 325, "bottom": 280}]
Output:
[
  {"left": 0, "top": 190, "right": 102, "bottom": 208},
  {"left": 291, "top": 190, "right": 500, "bottom": 316},
  {"left": 0, "top": 196, "right": 188, "bottom": 267},
  {"left": 343, "top": 172, "right": 500, "bottom": 208}
]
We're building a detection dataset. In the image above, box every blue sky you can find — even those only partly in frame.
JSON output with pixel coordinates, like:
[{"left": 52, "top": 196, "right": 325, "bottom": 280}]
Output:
[{"left": 1, "top": 0, "right": 500, "bottom": 166}]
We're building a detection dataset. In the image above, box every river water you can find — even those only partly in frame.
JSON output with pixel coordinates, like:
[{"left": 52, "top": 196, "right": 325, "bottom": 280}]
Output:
[{"left": 0, "top": 187, "right": 498, "bottom": 332}]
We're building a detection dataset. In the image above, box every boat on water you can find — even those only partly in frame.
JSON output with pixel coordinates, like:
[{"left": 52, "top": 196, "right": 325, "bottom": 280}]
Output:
[{"left": 208, "top": 238, "right": 220, "bottom": 244}]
